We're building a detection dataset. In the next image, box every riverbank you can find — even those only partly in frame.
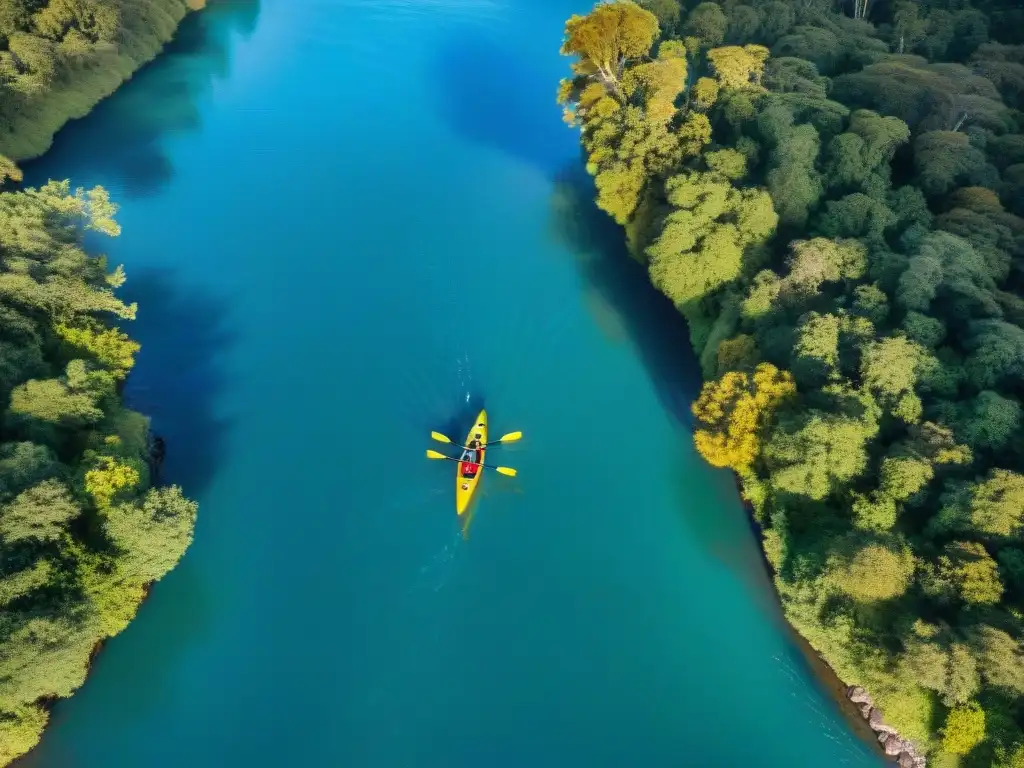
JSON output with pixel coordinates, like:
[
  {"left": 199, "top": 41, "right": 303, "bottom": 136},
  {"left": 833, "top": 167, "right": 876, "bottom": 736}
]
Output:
[
  {"left": 0, "top": 4, "right": 203, "bottom": 765},
  {"left": 0, "top": 0, "right": 204, "bottom": 163},
  {"left": 733, "top": 476, "right": 908, "bottom": 766},
  {"left": 558, "top": 0, "right": 1024, "bottom": 761}
]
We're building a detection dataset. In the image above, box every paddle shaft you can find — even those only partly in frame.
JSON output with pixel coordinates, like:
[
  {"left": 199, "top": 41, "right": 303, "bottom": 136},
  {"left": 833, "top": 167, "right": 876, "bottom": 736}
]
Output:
[{"left": 434, "top": 453, "right": 509, "bottom": 473}]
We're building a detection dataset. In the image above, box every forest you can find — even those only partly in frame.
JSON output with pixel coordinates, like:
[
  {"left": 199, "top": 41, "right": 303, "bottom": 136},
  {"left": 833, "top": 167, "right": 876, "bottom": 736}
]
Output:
[
  {"left": 0, "top": 1, "right": 200, "bottom": 765},
  {"left": 0, "top": 0, "right": 201, "bottom": 164},
  {"left": 558, "top": 0, "right": 1024, "bottom": 764}
]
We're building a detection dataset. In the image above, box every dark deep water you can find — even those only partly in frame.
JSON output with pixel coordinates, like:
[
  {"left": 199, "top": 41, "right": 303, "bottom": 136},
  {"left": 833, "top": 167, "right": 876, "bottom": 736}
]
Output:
[{"left": 21, "top": 1, "right": 884, "bottom": 766}]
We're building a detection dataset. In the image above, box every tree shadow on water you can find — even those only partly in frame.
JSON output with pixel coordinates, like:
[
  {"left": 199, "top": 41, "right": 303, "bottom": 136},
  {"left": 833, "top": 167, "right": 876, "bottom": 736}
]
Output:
[
  {"left": 120, "top": 267, "right": 234, "bottom": 501},
  {"left": 21, "top": 0, "right": 262, "bottom": 198},
  {"left": 431, "top": 31, "right": 575, "bottom": 177},
  {"left": 547, "top": 163, "right": 786, "bottom": 597},
  {"left": 548, "top": 162, "right": 702, "bottom": 431}
]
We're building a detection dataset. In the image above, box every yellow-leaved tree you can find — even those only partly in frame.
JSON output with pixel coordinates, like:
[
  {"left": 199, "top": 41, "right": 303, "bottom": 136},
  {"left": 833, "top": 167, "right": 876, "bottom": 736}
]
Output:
[{"left": 691, "top": 362, "right": 795, "bottom": 472}]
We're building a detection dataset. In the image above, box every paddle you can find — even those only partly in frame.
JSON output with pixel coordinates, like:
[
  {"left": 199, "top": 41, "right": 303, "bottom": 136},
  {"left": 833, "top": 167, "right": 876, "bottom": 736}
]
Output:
[
  {"left": 430, "top": 430, "right": 522, "bottom": 449},
  {"left": 425, "top": 449, "right": 517, "bottom": 477}
]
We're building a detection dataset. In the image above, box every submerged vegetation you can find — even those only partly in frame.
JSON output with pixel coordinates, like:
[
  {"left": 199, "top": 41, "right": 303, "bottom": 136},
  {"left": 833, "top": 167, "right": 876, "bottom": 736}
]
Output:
[
  {"left": 0, "top": 0, "right": 202, "bottom": 764},
  {"left": 559, "top": 0, "right": 1024, "bottom": 762}
]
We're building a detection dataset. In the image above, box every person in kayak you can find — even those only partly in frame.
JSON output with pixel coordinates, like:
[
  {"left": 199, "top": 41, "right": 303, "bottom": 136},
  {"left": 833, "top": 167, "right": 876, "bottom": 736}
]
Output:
[{"left": 460, "top": 442, "right": 481, "bottom": 477}]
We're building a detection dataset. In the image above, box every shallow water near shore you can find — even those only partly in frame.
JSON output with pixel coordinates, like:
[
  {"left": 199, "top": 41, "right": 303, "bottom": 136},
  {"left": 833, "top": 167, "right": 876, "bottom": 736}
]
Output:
[{"left": 21, "top": 1, "right": 885, "bottom": 766}]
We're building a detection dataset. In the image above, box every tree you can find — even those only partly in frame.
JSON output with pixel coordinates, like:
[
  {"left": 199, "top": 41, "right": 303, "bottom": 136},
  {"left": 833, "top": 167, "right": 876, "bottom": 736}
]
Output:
[
  {"left": 765, "top": 407, "right": 878, "bottom": 500},
  {"left": 0, "top": 480, "right": 80, "bottom": 544},
  {"left": 55, "top": 322, "right": 139, "bottom": 380},
  {"left": 830, "top": 537, "right": 915, "bottom": 602},
  {"left": 792, "top": 312, "right": 841, "bottom": 385},
  {"left": 684, "top": 2, "right": 726, "bottom": 49},
  {"left": 707, "top": 44, "right": 770, "bottom": 89},
  {"left": 914, "top": 131, "right": 991, "bottom": 197},
  {"left": 637, "top": 0, "right": 679, "bottom": 34},
  {"left": 942, "top": 703, "right": 986, "bottom": 756},
  {"left": 923, "top": 541, "right": 1004, "bottom": 606},
  {"left": 955, "top": 392, "right": 1022, "bottom": 452},
  {"left": 691, "top": 76, "right": 719, "bottom": 111},
  {"left": 691, "top": 363, "right": 795, "bottom": 472},
  {"left": 84, "top": 456, "right": 140, "bottom": 509},
  {"left": 852, "top": 492, "right": 897, "bottom": 531},
  {"left": 860, "top": 336, "right": 927, "bottom": 421},
  {"left": 560, "top": 1, "right": 659, "bottom": 100},
  {"left": 104, "top": 486, "right": 197, "bottom": 583},
  {"left": 970, "top": 625, "right": 1024, "bottom": 695},
  {"left": 935, "top": 470, "right": 1024, "bottom": 538},
  {"left": 646, "top": 166, "right": 778, "bottom": 309},
  {"left": 965, "top": 321, "right": 1024, "bottom": 390}
]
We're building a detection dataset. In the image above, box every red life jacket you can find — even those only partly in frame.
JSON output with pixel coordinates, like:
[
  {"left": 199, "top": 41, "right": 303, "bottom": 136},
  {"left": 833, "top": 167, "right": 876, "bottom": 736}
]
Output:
[{"left": 462, "top": 461, "right": 479, "bottom": 475}]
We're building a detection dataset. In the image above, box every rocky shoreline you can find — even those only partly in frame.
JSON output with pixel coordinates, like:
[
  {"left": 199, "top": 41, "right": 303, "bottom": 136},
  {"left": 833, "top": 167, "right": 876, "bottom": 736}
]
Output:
[
  {"left": 731, "top": 475, "right": 928, "bottom": 766},
  {"left": 847, "top": 687, "right": 926, "bottom": 767}
]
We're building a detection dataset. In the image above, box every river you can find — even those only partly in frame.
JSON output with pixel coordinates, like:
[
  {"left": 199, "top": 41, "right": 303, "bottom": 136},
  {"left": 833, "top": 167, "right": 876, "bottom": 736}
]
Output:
[{"left": 21, "top": 1, "right": 885, "bottom": 766}]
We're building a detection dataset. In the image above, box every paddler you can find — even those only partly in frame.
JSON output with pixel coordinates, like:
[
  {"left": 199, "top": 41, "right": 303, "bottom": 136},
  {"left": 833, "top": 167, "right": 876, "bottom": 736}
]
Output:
[{"left": 460, "top": 441, "right": 481, "bottom": 477}]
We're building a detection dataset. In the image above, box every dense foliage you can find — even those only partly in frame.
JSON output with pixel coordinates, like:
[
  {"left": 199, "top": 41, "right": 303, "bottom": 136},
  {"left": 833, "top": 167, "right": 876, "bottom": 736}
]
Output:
[
  {"left": 0, "top": 2, "right": 203, "bottom": 764},
  {"left": 0, "top": 0, "right": 202, "bottom": 166},
  {"left": 0, "top": 181, "right": 197, "bottom": 766},
  {"left": 559, "top": 0, "right": 1024, "bottom": 763}
]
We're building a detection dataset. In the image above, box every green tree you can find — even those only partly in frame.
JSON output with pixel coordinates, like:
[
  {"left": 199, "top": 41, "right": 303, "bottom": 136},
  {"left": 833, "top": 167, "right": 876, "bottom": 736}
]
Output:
[
  {"left": 0, "top": 480, "right": 79, "bottom": 544},
  {"left": 935, "top": 470, "right": 1024, "bottom": 538},
  {"left": 830, "top": 537, "right": 915, "bottom": 602},
  {"left": 924, "top": 541, "right": 1004, "bottom": 606},
  {"left": 970, "top": 625, "right": 1024, "bottom": 696},
  {"left": 104, "top": 486, "right": 198, "bottom": 583},
  {"left": 956, "top": 392, "right": 1022, "bottom": 452},
  {"left": 942, "top": 703, "right": 986, "bottom": 756},
  {"left": 684, "top": 2, "right": 726, "bottom": 49}
]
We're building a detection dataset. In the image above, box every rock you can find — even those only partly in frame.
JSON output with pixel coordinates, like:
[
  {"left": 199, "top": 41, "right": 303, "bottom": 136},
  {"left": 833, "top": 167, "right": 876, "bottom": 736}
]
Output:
[
  {"left": 849, "top": 687, "right": 874, "bottom": 706},
  {"left": 898, "top": 752, "right": 915, "bottom": 768},
  {"left": 885, "top": 735, "right": 906, "bottom": 756},
  {"left": 860, "top": 703, "right": 873, "bottom": 719},
  {"left": 878, "top": 732, "right": 890, "bottom": 744},
  {"left": 868, "top": 708, "right": 896, "bottom": 733}
]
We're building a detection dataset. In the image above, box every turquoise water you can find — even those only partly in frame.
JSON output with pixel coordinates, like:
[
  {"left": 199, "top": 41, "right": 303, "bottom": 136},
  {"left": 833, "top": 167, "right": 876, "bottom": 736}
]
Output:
[{"left": 21, "top": 2, "right": 885, "bottom": 766}]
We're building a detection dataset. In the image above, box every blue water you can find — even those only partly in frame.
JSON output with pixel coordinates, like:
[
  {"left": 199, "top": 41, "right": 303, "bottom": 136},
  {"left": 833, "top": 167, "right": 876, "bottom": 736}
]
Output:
[{"left": 22, "top": 2, "right": 885, "bottom": 766}]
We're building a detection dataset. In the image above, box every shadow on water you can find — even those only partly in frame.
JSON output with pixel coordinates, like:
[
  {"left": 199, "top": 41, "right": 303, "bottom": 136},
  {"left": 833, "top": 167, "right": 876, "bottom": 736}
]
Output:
[
  {"left": 547, "top": 163, "right": 787, "bottom": 598},
  {"left": 20, "top": 0, "right": 261, "bottom": 198},
  {"left": 548, "top": 162, "right": 701, "bottom": 430},
  {"left": 431, "top": 31, "right": 572, "bottom": 177},
  {"left": 120, "top": 267, "right": 234, "bottom": 500}
]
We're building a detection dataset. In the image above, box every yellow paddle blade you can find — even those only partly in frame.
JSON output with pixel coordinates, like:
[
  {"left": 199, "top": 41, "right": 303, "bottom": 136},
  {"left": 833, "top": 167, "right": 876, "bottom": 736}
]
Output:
[
  {"left": 430, "top": 431, "right": 453, "bottom": 444},
  {"left": 426, "top": 450, "right": 448, "bottom": 459},
  {"left": 496, "top": 466, "right": 517, "bottom": 477},
  {"left": 497, "top": 431, "right": 522, "bottom": 443}
]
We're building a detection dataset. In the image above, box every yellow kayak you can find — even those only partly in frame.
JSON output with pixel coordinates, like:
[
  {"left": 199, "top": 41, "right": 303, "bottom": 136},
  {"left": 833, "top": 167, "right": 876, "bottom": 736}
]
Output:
[{"left": 455, "top": 409, "right": 487, "bottom": 516}]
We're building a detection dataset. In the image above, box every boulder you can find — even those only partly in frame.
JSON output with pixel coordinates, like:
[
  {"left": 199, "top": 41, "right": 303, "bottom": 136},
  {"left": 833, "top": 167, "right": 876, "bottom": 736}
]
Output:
[
  {"left": 860, "top": 703, "right": 873, "bottom": 719},
  {"left": 878, "top": 732, "right": 890, "bottom": 744},
  {"left": 884, "top": 735, "right": 905, "bottom": 756},
  {"left": 868, "top": 708, "right": 896, "bottom": 733},
  {"left": 898, "top": 752, "right": 915, "bottom": 768},
  {"left": 849, "top": 687, "right": 873, "bottom": 705}
]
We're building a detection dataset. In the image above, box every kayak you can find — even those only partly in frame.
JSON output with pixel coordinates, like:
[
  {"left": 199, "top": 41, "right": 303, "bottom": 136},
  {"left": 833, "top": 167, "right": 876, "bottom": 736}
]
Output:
[{"left": 455, "top": 409, "right": 487, "bottom": 516}]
